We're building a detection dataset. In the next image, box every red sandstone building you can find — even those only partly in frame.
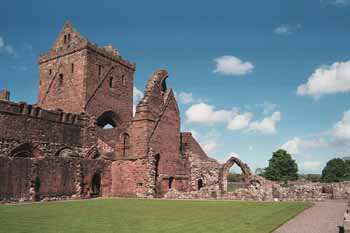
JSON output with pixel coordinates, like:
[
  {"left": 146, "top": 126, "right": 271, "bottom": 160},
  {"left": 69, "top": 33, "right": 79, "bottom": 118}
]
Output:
[{"left": 0, "top": 22, "right": 249, "bottom": 202}]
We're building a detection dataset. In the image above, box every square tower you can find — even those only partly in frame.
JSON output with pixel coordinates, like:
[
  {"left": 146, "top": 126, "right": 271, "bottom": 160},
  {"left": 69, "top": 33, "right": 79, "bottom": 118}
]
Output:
[{"left": 37, "top": 22, "right": 136, "bottom": 126}]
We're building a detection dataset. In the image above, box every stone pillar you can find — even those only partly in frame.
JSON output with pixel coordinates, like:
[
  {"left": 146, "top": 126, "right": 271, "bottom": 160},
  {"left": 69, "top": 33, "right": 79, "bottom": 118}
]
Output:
[{"left": 0, "top": 89, "right": 10, "bottom": 101}]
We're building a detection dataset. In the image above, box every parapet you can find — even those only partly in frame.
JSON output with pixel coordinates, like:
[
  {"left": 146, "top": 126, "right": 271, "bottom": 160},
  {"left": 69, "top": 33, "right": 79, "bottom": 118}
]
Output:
[
  {"left": 0, "top": 89, "right": 10, "bottom": 101},
  {"left": 0, "top": 99, "right": 89, "bottom": 127}
]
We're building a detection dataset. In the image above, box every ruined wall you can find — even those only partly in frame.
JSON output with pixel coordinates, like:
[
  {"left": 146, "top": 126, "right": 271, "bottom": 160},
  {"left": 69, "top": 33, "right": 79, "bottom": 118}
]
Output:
[
  {"left": 0, "top": 100, "right": 95, "bottom": 151},
  {"left": 0, "top": 156, "right": 111, "bottom": 202},
  {"left": 111, "top": 154, "right": 156, "bottom": 198}
]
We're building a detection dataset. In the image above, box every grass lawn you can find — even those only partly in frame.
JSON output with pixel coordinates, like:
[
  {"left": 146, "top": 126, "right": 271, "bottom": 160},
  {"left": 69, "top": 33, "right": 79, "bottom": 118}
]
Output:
[{"left": 0, "top": 198, "right": 311, "bottom": 233}]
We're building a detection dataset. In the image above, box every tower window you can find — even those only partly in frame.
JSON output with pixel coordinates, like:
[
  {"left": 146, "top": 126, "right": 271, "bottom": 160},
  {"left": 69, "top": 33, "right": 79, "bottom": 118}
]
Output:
[
  {"left": 122, "top": 75, "right": 126, "bottom": 86},
  {"left": 49, "top": 69, "right": 52, "bottom": 75},
  {"left": 71, "top": 63, "right": 74, "bottom": 73},
  {"left": 109, "top": 77, "right": 114, "bottom": 88},
  {"left": 98, "top": 65, "right": 102, "bottom": 76},
  {"left": 68, "top": 34, "right": 71, "bottom": 42},
  {"left": 59, "top": 74, "right": 63, "bottom": 86},
  {"left": 64, "top": 35, "right": 67, "bottom": 44}
]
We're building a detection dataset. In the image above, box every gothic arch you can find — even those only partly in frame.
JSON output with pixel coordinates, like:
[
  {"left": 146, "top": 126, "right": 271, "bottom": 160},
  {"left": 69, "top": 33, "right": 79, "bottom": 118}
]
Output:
[
  {"left": 9, "top": 143, "right": 43, "bottom": 158},
  {"left": 55, "top": 147, "right": 78, "bottom": 158},
  {"left": 219, "top": 156, "right": 253, "bottom": 193},
  {"left": 121, "top": 133, "right": 130, "bottom": 157},
  {"left": 85, "top": 146, "right": 101, "bottom": 159},
  {"left": 96, "top": 110, "right": 122, "bottom": 128}
]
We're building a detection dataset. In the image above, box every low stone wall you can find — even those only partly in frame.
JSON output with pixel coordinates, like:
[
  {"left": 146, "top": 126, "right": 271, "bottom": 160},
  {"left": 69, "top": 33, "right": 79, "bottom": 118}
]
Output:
[{"left": 163, "top": 179, "right": 350, "bottom": 202}]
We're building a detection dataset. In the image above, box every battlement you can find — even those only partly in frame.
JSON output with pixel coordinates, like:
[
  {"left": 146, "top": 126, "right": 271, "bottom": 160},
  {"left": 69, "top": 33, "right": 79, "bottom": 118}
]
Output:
[
  {"left": 0, "top": 99, "right": 89, "bottom": 127},
  {"left": 0, "top": 89, "right": 10, "bottom": 101},
  {"left": 37, "top": 23, "right": 135, "bottom": 71}
]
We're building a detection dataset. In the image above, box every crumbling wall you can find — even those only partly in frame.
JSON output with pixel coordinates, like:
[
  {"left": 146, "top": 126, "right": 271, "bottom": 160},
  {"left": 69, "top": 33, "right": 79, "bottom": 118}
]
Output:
[{"left": 110, "top": 153, "right": 158, "bottom": 198}]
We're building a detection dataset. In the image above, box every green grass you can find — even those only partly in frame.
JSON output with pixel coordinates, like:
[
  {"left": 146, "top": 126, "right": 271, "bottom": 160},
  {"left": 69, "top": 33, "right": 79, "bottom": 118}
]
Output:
[{"left": 0, "top": 198, "right": 311, "bottom": 233}]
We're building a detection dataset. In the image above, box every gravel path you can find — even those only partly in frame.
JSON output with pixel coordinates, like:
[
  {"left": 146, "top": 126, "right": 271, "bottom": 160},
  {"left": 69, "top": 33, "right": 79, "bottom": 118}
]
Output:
[{"left": 273, "top": 201, "right": 347, "bottom": 233}]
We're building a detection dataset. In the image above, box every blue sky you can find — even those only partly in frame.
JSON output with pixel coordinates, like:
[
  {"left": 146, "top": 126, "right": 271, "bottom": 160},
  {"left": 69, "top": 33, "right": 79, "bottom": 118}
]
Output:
[{"left": 1, "top": 0, "right": 350, "bottom": 174}]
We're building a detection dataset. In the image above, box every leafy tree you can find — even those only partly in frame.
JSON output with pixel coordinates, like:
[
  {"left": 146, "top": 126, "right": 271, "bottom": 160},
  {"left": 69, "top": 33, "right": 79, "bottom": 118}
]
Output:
[
  {"left": 264, "top": 149, "right": 298, "bottom": 182},
  {"left": 321, "top": 158, "right": 348, "bottom": 182},
  {"left": 227, "top": 172, "right": 243, "bottom": 182},
  {"left": 255, "top": 168, "right": 266, "bottom": 177}
]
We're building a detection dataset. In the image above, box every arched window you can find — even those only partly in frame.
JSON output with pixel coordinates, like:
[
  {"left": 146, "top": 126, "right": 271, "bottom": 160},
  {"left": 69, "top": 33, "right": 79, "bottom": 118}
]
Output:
[
  {"left": 91, "top": 172, "right": 101, "bottom": 197},
  {"left": 71, "top": 63, "right": 74, "bottom": 73},
  {"left": 64, "top": 35, "right": 67, "bottom": 44},
  {"left": 34, "top": 177, "right": 41, "bottom": 201},
  {"left": 98, "top": 65, "right": 102, "bottom": 76},
  {"left": 109, "top": 77, "right": 114, "bottom": 88},
  {"left": 59, "top": 74, "right": 64, "bottom": 86},
  {"left": 68, "top": 33, "right": 71, "bottom": 42},
  {"left": 122, "top": 75, "right": 126, "bottom": 86},
  {"left": 96, "top": 111, "right": 121, "bottom": 129},
  {"left": 198, "top": 179, "right": 203, "bottom": 190},
  {"left": 168, "top": 176, "right": 174, "bottom": 189},
  {"left": 10, "top": 143, "right": 33, "bottom": 158},
  {"left": 122, "top": 133, "right": 130, "bottom": 157}
]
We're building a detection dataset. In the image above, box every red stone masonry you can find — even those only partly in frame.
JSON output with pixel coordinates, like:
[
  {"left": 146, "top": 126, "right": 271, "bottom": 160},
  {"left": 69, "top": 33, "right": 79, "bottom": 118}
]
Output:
[{"left": 0, "top": 21, "right": 227, "bottom": 202}]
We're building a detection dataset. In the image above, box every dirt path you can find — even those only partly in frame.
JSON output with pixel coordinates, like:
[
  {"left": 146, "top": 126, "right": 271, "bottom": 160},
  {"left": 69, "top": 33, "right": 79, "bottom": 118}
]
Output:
[{"left": 273, "top": 201, "right": 347, "bottom": 233}]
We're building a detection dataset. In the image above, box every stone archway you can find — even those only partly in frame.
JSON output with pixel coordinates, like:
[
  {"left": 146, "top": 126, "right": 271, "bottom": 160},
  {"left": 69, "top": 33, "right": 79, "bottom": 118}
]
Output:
[
  {"left": 91, "top": 172, "right": 101, "bottom": 197},
  {"left": 9, "top": 143, "right": 44, "bottom": 158},
  {"left": 96, "top": 110, "right": 121, "bottom": 129},
  {"left": 219, "top": 156, "right": 253, "bottom": 193}
]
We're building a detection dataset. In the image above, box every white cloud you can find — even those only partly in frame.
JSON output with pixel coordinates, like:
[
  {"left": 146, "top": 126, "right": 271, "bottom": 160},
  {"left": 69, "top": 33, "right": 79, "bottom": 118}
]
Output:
[
  {"left": 227, "top": 112, "right": 252, "bottom": 130},
  {"left": 331, "top": 110, "right": 350, "bottom": 145},
  {"left": 203, "top": 141, "right": 218, "bottom": 154},
  {"left": 0, "top": 37, "right": 16, "bottom": 56},
  {"left": 186, "top": 102, "right": 232, "bottom": 124},
  {"left": 260, "top": 101, "right": 277, "bottom": 115},
  {"left": 189, "top": 130, "right": 220, "bottom": 155},
  {"left": 297, "top": 61, "right": 350, "bottom": 99},
  {"left": 274, "top": 24, "right": 302, "bottom": 36},
  {"left": 281, "top": 137, "right": 329, "bottom": 155},
  {"left": 281, "top": 110, "right": 350, "bottom": 156},
  {"left": 274, "top": 25, "right": 292, "bottom": 36},
  {"left": 301, "top": 161, "right": 323, "bottom": 172},
  {"left": 133, "top": 87, "right": 143, "bottom": 115},
  {"left": 178, "top": 92, "right": 194, "bottom": 104},
  {"left": 248, "top": 111, "right": 281, "bottom": 134},
  {"left": 186, "top": 102, "right": 281, "bottom": 134},
  {"left": 323, "top": 0, "right": 350, "bottom": 7},
  {"left": 213, "top": 55, "right": 253, "bottom": 76}
]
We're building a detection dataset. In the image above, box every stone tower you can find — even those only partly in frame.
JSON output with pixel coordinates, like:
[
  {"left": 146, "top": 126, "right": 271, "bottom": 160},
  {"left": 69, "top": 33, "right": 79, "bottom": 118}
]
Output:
[{"left": 37, "top": 22, "right": 136, "bottom": 127}]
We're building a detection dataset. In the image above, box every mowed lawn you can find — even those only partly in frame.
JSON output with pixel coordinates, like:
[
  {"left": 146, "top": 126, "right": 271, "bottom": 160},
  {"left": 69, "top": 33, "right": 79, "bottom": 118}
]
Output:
[{"left": 0, "top": 199, "right": 311, "bottom": 233}]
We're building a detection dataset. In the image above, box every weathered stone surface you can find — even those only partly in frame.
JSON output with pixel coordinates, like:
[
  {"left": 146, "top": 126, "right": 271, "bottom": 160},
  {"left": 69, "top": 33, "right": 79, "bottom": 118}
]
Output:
[{"left": 4, "top": 21, "right": 350, "bottom": 204}]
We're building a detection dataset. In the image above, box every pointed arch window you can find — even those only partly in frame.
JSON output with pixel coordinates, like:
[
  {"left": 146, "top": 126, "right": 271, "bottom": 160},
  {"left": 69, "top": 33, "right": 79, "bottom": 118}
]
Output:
[{"left": 122, "top": 133, "right": 130, "bottom": 157}]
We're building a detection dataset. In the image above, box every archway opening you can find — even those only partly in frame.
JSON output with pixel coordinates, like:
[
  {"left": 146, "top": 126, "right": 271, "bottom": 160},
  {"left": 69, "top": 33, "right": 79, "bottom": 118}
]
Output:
[
  {"left": 91, "top": 173, "right": 101, "bottom": 197},
  {"left": 197, "top": 179, "right": 203, "bottom": 190},
  {"left": 122, "top": 133, "right": 130, "bottom": 157},
  {"left": 168, "top": 176, "right": 174, "bottom": 189},
  {"left": 96, "top": 111, "right": 121, "bottom": 129},
  {"left": 220, "top": 157, "right": 252, "bottom": 193},
  {"left": 10, "top": 143, "right": 38, "bottom": 158},
  {"left": 227, "top": 165, "right": 245, "bottom": 192},
  {"left": 34, "top": 177, "right": 41, "bottom": 201}
]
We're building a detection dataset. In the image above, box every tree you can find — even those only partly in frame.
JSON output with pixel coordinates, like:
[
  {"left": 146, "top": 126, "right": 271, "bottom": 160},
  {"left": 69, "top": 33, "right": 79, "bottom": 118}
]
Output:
[
  {"left": 255, "top": 168, "right": 266, "bottom": 177},
  {"left": 321, "top": 158, "right": 347, "bottom": 183},
  {"left": 227, "top": 172, "right": 243, "bottom": 182},
  {"left": 264, "top": 149, "right": 298, "bottom": 182}
]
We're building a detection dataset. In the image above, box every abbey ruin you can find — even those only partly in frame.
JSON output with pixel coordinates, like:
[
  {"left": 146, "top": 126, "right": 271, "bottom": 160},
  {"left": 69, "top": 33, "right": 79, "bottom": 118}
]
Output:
[
  {"left": 0, "top": 22, "right": 259, "bottom": 202},
  {"left": 2, "top": 22, "right": 350, "bottom": 203}
]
